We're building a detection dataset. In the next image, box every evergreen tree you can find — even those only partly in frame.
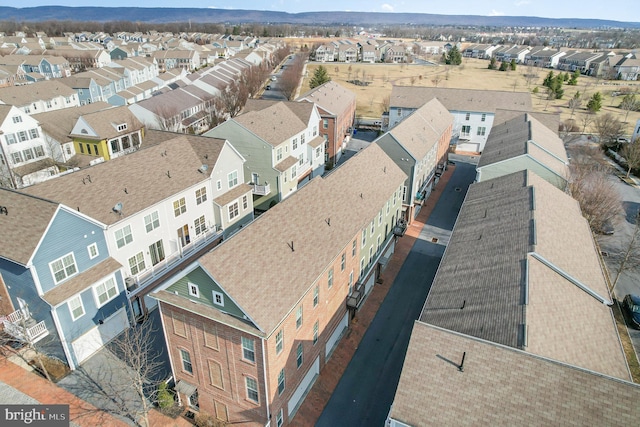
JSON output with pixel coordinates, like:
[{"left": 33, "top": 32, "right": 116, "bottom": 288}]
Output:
[
  {"left": 568, "top": 69, "right": 580, "bottom": 85},
  {"left": 587, "top": 92, "right": 603, "bottom": 113},
  {"left": 543, "top": 71, "right": 555, "bottom": 88},
  {"left": 488, "top": 57, "right": 497, "bottom": 70},
  {"left": 309, "top": 65, "right": 331, "bottom": 89},
  {"left": 499, "top": 61, "right": 509, "bottom": 71},
  {"left": 443, "top": 46, "right": 462, "bottom": 65},
  {"left": 510, "top": 58, "right": 517, "bottom": 71}
]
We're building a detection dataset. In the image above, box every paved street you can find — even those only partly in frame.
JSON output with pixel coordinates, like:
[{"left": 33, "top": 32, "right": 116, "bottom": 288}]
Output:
[{"left": 316, "top": 155, "right": 477, "bottom": 427}]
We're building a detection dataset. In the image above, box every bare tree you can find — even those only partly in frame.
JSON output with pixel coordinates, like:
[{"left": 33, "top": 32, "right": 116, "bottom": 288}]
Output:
[
  {"left": 431, "top": 74, "right": 443, "bottom": 87},
  {"left": 593, "top": 113, "right": 625, "bottom": 148},
  {"left": 381, "top": 94, "right": 391, "bottom": 113},
  {"left": 279, "top": 54, "right": 304, "bottom": 101},
  {"left": 153, "top": 104, "right": 182, "bottom": 132},
  {"left": 609, "top": 217, "right": 640, "bottom": 295},
  {"left": 619, "top": 93, "right": 638, "bottom": 124},
  {"left": 219, "top": 80, "right": 248, "bottom": 118},
  {"left": 568, "top": 145, "right": 621, "bottom": 233},
  {"left": 580, "top": 112, "right": 594, "bottom": 134},
  {"left": 568, "top": 92, "right": 583, "bottom": 118},
  {"left": 620, "top": 138, "right": 640, "bottom": 178},
  {"left": 107, "top": 318, "right": 164, "bottom": 427},
  {"left": 241, "top": 64, "right": 270, "bottom": 99}
]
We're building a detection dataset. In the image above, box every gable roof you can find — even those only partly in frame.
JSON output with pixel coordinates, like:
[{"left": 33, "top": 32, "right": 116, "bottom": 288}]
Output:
[
  {"left": 477, "top": 113, "right": 569, "bottom": 179},
  {"left": 195, "top": 143, "right": 406, "bottom": 335},
  {"left": 0, "top": 79, "right": 77, "bottom": 106},
  {"left": 33, "top": 102, "right": 111, "bottom": 143},
  {"left": 390, "top": 86, "right": 532, "bottom": 114},
  {"left": 0, "top": 188, "right": 59, "bottom": 265},
  {"left": 21, "top": 131, "right": 226, "bottom": 225},
  {"left": 383, "top": 98, "right": 452, "bottom": 161},
  {"left": 391, "top": 322, "right": 640, "bottom": 427},
  {"left": 70, "top": 105, "right": 143, "bottom": 140},
  {"left": 234, "top": 100, "right": 312, "bottom": 146},
  {"left": 420, "top": 170, "right": 628, "bottom": 379},
  {"left": 297, "top": 81, "right": 356, "bottom": 118}
]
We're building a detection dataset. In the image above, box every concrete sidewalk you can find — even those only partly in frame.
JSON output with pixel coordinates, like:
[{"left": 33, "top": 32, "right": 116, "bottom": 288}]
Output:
[{"left": 292, "top": 164, "right": 456, "bottom": 426}]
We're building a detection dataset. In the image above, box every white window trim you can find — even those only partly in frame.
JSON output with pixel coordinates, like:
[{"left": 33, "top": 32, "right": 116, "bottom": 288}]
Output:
[
  {"left": 49, "top": 252, "right": 78, "bottom": 285},
  {"left": 212, "top": 290, "right": 224, "bottom": 306},
  {"left": 87, "top": 243, "right": 99, "bottom": 259},
  {"left": 189, "top": 282, "right": 200, "bottom": 298},
  {"left": 93, "top": 276, "right": 118, "bottom": 308},
  {"left": 68, "top": 295, "right": 85, "bottom": 321}
]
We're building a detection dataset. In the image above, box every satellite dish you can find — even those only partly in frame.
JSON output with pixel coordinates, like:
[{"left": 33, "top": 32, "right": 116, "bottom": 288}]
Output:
[
  {"left": 198, "top": 164, "right": 208, "bottom": 173},
  {"left": 112, "top": 202, "right": 123, "bottom": 213}
]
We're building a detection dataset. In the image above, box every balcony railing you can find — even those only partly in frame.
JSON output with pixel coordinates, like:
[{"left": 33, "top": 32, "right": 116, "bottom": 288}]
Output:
[
  {"left": 126, "top": 226, "right": 224, "bottom": 296},
  {"left": 0, "top": 310, "right": 49, "bottom": 344},
  {"left": 251, "top": 183, "right": 271, "bottom": 196}
]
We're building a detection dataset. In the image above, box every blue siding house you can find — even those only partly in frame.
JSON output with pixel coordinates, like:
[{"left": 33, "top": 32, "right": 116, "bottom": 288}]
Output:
[{"left": 0, "top": 189, "right": 130, "bottom": 369}]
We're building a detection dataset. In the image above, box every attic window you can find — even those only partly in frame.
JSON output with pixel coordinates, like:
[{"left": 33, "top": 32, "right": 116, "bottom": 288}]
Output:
[
  {"left": 81, "top": 129, "right": 88, "bottom": 134},
  {"left": 116, "top": 123, "right": 128, "bottom": 132},
  {"left": 188, "top": 282, "right": 200, "bottom": 298}
]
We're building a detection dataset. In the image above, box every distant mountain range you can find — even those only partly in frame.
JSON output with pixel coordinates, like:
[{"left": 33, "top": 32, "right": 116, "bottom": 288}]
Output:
[{"left": 0, "top": 6, "right": 638, "bottom": 29}]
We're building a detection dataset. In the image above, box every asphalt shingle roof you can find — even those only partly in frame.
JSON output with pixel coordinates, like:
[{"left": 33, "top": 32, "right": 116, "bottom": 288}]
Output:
[
  {"left": 195, "top": 143, "right": 406, "bottom": 336},
  {"left": 22, "top": 131, "right": 226, "bottom": 225},
  {"left": 390, "top": 322, "right": 640, "bottom": 427}
]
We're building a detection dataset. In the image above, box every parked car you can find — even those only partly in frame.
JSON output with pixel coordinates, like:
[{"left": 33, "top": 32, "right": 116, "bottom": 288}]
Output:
[
  {"left": 270, "top": 76, "right": 277, "bottom": 81},
  {"left": 265, "top": 85, "right": 271, "bottom": 90},
  {"left": 617, "top": 137, "right": 631, "bottom": 144},
  {"left": 622, "top": 294, "right": 640, "bottom": 328}
]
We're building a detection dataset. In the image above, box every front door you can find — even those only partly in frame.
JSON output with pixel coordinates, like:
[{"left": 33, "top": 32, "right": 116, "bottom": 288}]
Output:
[
  {"left": 149, "top": 240, "right": 165, "bottom": 266},
  {"left": 177, "top": 225, "right": 190, "bottom": 247}
]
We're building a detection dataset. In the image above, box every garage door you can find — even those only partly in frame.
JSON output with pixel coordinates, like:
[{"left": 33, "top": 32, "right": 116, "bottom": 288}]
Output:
[
  {"left": 325, "top": 312, "right": 349, "bottom": 359},
  {"left": 72, "top": 308, "right": 129, "bottom": 364},
  {"left": 288, "top": 356, "right": 319, "bottom": 417}
]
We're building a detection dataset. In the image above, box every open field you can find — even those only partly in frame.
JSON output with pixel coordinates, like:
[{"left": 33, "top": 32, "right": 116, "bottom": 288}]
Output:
[{"left": 298, "top": 57, "right": 640, "bottom": 136}]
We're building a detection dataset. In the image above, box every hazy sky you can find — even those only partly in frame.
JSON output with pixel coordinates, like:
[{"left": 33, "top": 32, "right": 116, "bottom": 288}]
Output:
[{"left": 8, "top": 1, "right": 640, "bottom": 22}]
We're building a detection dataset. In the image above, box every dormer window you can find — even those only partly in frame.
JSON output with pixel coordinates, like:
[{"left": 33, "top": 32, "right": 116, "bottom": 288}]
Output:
[{"left": 116, "top": 123, "right": 128, "bottom": 132}]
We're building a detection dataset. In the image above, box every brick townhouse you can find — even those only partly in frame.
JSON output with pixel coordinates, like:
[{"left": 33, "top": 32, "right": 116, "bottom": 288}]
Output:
[{"left": 152, "top": 143, "right": 406, "bottom": 426}]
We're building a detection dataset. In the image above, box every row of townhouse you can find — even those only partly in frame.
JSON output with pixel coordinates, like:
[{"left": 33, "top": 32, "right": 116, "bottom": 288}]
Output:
[
  {"left": 388, "top": 86, "right": 532, "bottom": 153},
  {"left": 463, "top": 43, "right": 640, "bottom": 80},
  {"left": 0, "top": 130, "right": 255, "bottom": 370},
  {"left": 0, "top": 79, "right": 80, "bottom": 114},
  {"left": 205, "top": 99, "right": 325, "bottom": 212},
  {"left": 1, "top": 102, "right": 146, "bottom": 188},
  {"left": 152, "top": 142, "right": 408, "bottom": 425},
  {"left": 315, "top": 39, "right": 457, "bottom": 63},
  {"left": 0, "top": 55, "right": 72, "bottom": 80},
  {"left": 389, "top": 113, "right": 640, "bottom": 426}
]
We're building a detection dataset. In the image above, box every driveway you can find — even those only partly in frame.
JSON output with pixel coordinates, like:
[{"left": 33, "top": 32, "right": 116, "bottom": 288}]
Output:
[
  {"left": 57, "top": 308, "right": 172, "bottom": 426},
  {"left": 316, "top": 156, "right": 477, "bottom": 426}
]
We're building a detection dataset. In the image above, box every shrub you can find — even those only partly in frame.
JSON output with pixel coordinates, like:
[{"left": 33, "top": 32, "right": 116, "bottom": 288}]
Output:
[{"left": 194, "top": 412, "right": 227, "bottom": 427}]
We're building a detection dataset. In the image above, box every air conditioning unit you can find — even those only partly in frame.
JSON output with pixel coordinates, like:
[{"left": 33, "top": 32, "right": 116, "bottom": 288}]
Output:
[{"left": 125, "top": 277, "right": 137, "bottom": 290}]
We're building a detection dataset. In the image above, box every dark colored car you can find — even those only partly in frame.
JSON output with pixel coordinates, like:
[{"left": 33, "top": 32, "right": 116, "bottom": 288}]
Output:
[{"left": 622, "top": 294, "right": 640, "bottom": 328}]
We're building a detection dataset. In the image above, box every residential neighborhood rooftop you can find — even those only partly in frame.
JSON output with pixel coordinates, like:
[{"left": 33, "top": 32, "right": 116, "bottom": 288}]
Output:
[
  {"left": 390, "top": 321, "right": 640, "bottom": 427},
  {"left": 188, "top": 143, "right": 406, "bottom": 336},
  {"left": 420, "top": 169, "right": 629, "bottom": 380},
  {"left": 390, "top": 86, "right": 532, "bottom": 113},
  {"left": 21, "top": 131, "right": 227, "bottom": 225}
]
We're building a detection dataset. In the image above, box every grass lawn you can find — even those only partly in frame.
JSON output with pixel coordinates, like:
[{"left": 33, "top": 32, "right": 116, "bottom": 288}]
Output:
[{"left": 299, "top": 57, "right": 640, "bottom": 136}]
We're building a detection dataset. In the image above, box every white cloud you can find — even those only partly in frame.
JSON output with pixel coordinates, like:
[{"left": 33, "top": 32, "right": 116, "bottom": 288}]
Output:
[
  {"left": 489, "top": 9, "right": 505, "bottom": 16},
  {"left": 514, "top": 0, "right": 531, "bottom": 6},
  {"left": 381, "top": 3, "right": 394, "bottom": 12}
]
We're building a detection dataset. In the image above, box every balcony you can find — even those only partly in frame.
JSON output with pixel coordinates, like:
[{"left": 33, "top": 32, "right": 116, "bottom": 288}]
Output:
[
  {"left": 0, "top": 310, "right": 49, "bottom": 344},
  {"left": 251, "top": 182, "right": 271, "bottom": 196},
  {"left": 126, "top": 225, "right": 224, "bottom": 296}
]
